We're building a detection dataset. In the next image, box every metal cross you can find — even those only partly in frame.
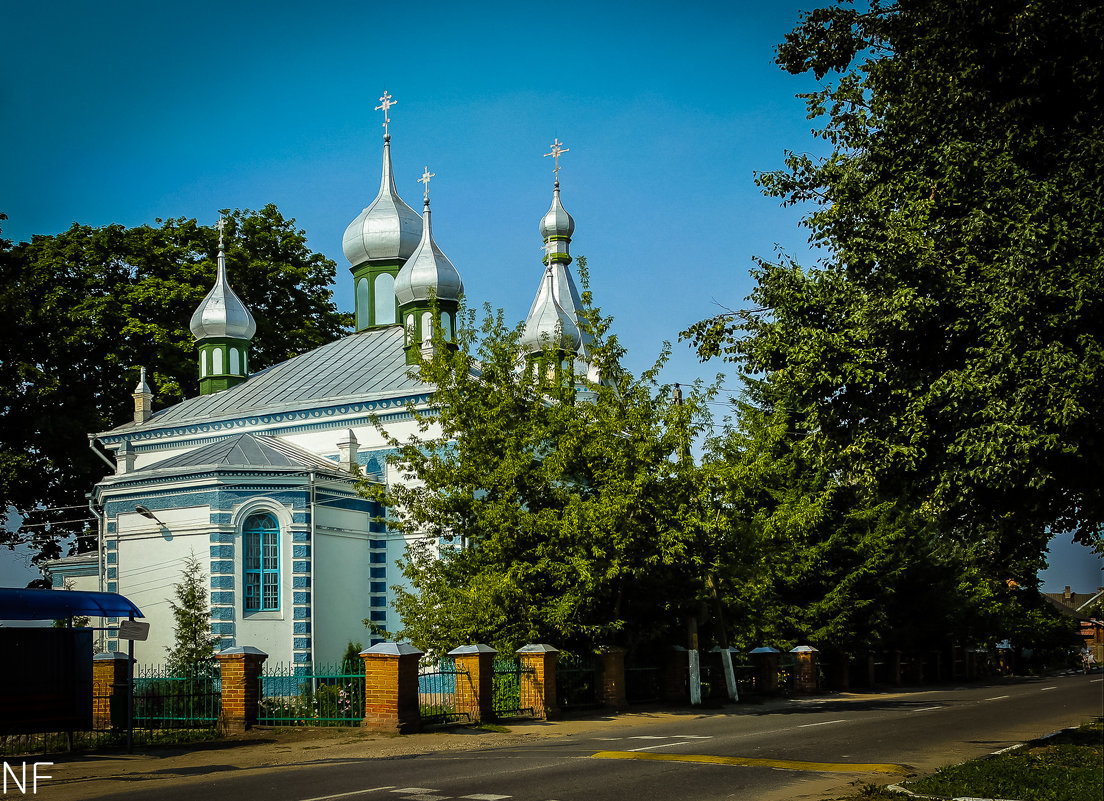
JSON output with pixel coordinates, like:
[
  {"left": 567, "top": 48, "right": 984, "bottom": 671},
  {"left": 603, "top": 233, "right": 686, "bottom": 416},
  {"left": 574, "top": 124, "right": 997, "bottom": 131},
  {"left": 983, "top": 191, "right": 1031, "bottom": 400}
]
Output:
[
  {"left": 541, "top": 239, "right": 556, "bottom": 259},
  {"left": 419, "top": 166, "right": 435, "bottom": 200},
  {"left": 544, "top": 138, "right": 569, "bottom": 176},
  {"left": 375, "top": 91, "right": 396, "bottom": 136},
  {"left": 216, "top": 216, "right": 227, "bottom": 248}
]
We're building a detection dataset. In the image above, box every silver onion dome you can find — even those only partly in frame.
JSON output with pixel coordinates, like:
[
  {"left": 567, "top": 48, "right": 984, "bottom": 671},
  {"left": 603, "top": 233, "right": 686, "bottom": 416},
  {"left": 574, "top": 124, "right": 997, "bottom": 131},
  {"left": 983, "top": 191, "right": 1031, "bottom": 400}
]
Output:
[
  {"left": 521, "top": 266, "right": 581, "bottom": 353},
  {"left": 539, "top": 180, "right": 575, "bottom": 241},
  {"left": 189, "top": 242, "right": 256, "bottom": 341},
  {"left": 395, "top": 198, "right": 464, "bottom": 306},
  {"left": 342, "top": 136, "right": 423, "bottom": 266}
]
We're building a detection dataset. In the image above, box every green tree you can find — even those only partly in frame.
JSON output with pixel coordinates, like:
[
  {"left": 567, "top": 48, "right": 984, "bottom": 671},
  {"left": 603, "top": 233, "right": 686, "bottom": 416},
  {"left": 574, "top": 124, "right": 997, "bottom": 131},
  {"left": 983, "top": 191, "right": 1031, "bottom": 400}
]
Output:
[
  {"left": 683, "top": 0, "right": 1104, "bottom": 584},
  {"left": 165, "top": 552, "right": 220, "bottom": 675},
  {"left": 0, "top": 206, "right": 351, "bottom": 567},
  {"left": 369, "top": 267, "right": 720, "bottom": 655}
]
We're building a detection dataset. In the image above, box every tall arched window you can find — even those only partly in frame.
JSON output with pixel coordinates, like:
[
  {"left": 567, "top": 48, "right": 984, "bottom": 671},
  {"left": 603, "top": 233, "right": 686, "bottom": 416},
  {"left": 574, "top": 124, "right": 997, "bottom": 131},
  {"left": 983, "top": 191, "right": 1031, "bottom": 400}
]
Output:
[
  {"left": 356, "top": 277, "right": 370, "bottom": 329},
  {"left": 244, "top": 512, "right": 279, "bottom": 612},
  {"left": 421, "top": 311, "right": 433, "bottom": 345},
  {"left": 374, "top": 273, "right": 396, "bottom": 325},
  {"left": 213, "top": 347, "right": 224, "bottom": 375},
  {"left": 200, "top": 350, "right": 208, "bottom": 378},
  {"left": 229, "top": 347, "right": 240, "bottom": 375},
  {"left": 440, "top": 312, "right": 452, "bottom": 342}
]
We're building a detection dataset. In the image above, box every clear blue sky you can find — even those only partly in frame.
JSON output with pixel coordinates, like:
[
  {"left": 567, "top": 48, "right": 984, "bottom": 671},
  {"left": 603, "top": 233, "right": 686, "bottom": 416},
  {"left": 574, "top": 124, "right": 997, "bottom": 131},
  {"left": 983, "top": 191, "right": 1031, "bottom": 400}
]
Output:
[{"left": 1, "top": 1, "right": 1099, "bottom": 593}]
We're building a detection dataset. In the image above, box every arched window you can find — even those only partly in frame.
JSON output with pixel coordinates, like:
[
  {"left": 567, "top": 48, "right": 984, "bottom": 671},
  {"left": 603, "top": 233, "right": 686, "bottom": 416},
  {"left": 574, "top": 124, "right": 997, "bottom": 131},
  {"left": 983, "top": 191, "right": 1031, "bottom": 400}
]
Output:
[
  {"left": 440, "top": 312, "right": 452, "bottom": 342},
  {"left": 356, "top": 277, "right": 370, "bottom": 329},
  {"left": 200, "top": 350, "right": 208, "bottom": 378},
  {"left": 244, "top": 512, "right": 279, "bottom": 612},
  {"left": 213, "top": 347, "right": 224, "bottom": 375},
  {"left": 421, "top": 311, "right": 433, "bottom": 345},
  {"left": 229, "top": 347, "right": 240, "bottom": 375},
  {"left": 405, "top": 314, "right": 415, "bottom": 345},
  {"left": 375, "top": 273, "right": 396, "bottom": 326}
]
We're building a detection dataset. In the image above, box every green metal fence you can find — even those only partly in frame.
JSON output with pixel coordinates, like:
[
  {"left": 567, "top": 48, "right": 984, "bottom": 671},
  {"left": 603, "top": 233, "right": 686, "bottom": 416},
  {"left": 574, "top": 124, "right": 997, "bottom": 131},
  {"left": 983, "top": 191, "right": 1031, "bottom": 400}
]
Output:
[
  {"left": 419, "top": 657, "right": 468, "bottom": 725},
  {"left": 492, "top": 656, "right": 535, "bottom": 718},
  {"left": 258, "top": 662, "right": 364, "bottom": 726},
  {"left": 557, "top": 653, "right": 600, "bottom": 711},
  {"left": 133, "top": 661, "right": 221, "bottom": 729}
]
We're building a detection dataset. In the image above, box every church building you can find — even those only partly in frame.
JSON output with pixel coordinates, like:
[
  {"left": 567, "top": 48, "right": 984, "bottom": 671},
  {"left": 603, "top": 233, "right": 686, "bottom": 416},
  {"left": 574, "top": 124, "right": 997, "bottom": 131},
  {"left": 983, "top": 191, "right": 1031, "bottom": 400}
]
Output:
[{"left": 48, "top": 96, "right": 594, "bottom": 669}]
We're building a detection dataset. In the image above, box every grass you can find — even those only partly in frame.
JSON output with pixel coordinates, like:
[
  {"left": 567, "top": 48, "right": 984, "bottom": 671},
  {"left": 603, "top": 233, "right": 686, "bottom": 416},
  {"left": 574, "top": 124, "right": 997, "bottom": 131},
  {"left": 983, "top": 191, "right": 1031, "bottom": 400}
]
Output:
[{"left": 830, "top": 719, "right": 1103, "bottom": 801}]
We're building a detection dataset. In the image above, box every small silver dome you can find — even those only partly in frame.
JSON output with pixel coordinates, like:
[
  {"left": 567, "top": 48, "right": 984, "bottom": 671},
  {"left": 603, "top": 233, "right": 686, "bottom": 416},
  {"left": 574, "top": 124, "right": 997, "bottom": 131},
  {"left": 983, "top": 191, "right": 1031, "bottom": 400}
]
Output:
[
  {"left": 539, "top": 181, "right": 575, "bottom": 241},
  {"left": 395, "top": 199, "right": 463, "bottom": 306},
  {"left": 343, "top": 137, "right": 423, "bottom": 266},
  {"left": 521, "top": 266, "right": 581, "bottom": 353},
  {"left": 189, "top": 247, "right": 256, "bottom": 341}
]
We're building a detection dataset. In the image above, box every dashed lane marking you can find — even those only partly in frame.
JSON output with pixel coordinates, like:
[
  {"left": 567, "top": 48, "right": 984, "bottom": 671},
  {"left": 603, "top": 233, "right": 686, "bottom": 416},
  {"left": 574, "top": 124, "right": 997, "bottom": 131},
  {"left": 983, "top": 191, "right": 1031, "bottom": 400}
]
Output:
[
  {"left": 301, "top": 788, "right": 396, "bottom": 801},
  {"left": 628, "top": 740, "right": 694, "bottom": 752},
  {"left": 628, "top": 735, "right": 668, "bottom": 739},
  {"left": 1040, "top": 686, "right": 1057, "bottom": 691},
  {"left": 797, "top": 719, "right": 846, "bottom": 728},
  {"left": 591, "top": 751, "right": 909, "bottom": 775},
  {"left": 459, "top": 795, "right": 512, "bottom": 800},
  {"left": 909, "top": 706, "right": 943, "bottom": 712},
  {"left": 983, "top": 695, "right": 1010, "bottom": 701}
]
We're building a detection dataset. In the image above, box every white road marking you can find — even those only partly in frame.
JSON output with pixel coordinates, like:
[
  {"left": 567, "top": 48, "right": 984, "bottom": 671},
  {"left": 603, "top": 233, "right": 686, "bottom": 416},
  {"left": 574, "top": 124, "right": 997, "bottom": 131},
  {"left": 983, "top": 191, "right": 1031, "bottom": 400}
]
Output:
[
  {"left": 983, "top": 695, "right": 1010, "bottom": 701},
  {"left": 593, "top": 737, "right": 623, "bottom": 740},
  {"left": 670, "top": 735, "right": 713, "bottom": 739},
  {"left": 1091, "top": 678, "right": 1102, "bottom": 683},
  {"left": 459, "top": 795, "right": 512, "bottom": 800},
  {"left": 1040, "top": 686, "right": 1057, "bottom": 691},
  {"left": 628, "top": 740, "right": 694, "bottom": 752},
  {"left": 910, "top": 706, "right": 943, "bottom": 712},
  {"left": 991, "top": 744, "right": 1024, "bottom": 755},
  {"left": 398, "top": 796, "right": 448, "bottom": 801},
  {"left": 301, "top": 788, "right": 396, "bottom": 801},
  {"left": 391, "top": 791, "right": 439, "bottom": 796},
  {"left": 629, "top": 735, "right": 668, "bottom": 739},
  {"left": 797, "top": 719, "right": 846, "bottom": 728}
]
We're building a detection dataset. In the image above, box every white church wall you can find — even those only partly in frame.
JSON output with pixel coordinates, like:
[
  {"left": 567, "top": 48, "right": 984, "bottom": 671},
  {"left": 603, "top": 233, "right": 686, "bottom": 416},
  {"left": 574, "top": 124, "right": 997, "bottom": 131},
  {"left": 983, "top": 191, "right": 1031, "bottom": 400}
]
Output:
[
  {"left": 313, "top": 504, "right": 376, "bottom": 665},
  {"left": 232, "top": 499, "right": 296, "bottom": 666},
  {"left": 114, "top": 505, "right": 210, "bottom": 664}
]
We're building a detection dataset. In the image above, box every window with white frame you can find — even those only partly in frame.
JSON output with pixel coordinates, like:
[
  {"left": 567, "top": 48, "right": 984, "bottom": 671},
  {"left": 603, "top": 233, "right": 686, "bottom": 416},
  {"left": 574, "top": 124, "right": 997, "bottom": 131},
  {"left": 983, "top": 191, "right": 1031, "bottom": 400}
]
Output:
[{"left": 244, "top": 512, "right": 279, "bottom": 611}]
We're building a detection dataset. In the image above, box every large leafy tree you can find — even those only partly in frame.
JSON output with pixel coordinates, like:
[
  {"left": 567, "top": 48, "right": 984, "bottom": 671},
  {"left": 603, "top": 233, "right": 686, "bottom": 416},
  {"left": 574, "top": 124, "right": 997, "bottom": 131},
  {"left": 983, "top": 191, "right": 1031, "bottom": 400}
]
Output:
[
  {"left": 684, "top": 0, "right": 1104, "bottom": 584},
  {"left": 0, "top": 206, "right": 351, "bottom": 566},
  {"left": 371, "top": 269, "right": 721, "bottom": 656}
]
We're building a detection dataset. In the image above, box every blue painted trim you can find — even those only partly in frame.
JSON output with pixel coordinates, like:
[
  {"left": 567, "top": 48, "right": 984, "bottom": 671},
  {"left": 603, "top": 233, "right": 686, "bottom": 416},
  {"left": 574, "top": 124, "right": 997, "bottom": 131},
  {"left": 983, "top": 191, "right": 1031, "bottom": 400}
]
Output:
[
  {"left": 293, "top": 591, "right": 310, "bottom": 605},
  {"left": 293, "top": 607, "right": 310, "bottom": 620},
  {"left": 292, "top": 576, "right": 311, "bottom": 589},
  {"left": 211, "top": 576, "right": 233, "bottom": 589},
  {"left": 210, "top": 560, "right": 234, "bottom": 574},
  {"left": 293, "top": 638, "right": 310, "bottom": 650},
  {"left": 210, "top": 545, "right": 233, "bottom": 559},
  {"left": 293, "top": 622, "right": 311, "bottom": 634}
]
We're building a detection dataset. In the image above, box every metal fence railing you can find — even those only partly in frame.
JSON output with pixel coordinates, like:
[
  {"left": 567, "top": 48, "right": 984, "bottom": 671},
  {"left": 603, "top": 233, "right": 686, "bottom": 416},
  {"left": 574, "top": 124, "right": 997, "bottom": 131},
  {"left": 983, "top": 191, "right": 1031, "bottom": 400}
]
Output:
[
  {"left": 258, "top": 662, "right": 364, "bottom": 726},
  {"left": 625, "top": 664, "right": 661, "bottom": 703},
  {"left": 557, "top": 653, "right": 600, "bottom": 711},
  {"left": 492, "top": 657, "right": 535, "bottom": 718},
  {"left": 418, "top": 657, "right": 468, "bottom": 725},
  {"left": 133, "top": 661, "right": 221, "bottom": 729}
]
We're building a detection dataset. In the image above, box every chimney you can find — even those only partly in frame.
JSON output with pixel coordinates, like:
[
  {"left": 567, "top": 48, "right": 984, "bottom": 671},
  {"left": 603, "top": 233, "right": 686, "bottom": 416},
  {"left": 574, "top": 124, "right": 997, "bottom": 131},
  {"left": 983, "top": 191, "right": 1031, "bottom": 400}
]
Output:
[
  {"left": 133, "top": 367, "right": 153, "bottom": 424},
  {"left": 336, "top": 429, "right": 360, "bottom": 474},
  {"left": 1064, "top": 586, "right": 1072, "bottom": 602}
]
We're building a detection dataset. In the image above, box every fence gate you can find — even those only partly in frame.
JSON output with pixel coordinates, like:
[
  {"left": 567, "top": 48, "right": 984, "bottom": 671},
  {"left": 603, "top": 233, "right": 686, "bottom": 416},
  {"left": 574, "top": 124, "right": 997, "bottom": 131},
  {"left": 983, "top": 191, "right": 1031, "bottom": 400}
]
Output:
[
  {"left": 418, "top": 657, "right": 469, "bottom": 725},
  {"left": 557, "top": 653, "right": 599, "bottom": 711},
  {"left": 133, "top": 661, "right": 220, "bottom": 729},
  {"left": 492, "top": 657, "right": 535, "bottom": 719}
]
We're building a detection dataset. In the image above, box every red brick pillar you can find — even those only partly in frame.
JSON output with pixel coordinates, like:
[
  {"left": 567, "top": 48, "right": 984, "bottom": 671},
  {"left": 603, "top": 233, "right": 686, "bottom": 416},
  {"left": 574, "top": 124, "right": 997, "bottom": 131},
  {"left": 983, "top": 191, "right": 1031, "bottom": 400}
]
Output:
[
  {"left": 665, "top": 645, "right": 689, "bottom": 703},
  {"left": 516, "top": 644, "right": 559, "bottom": 720},
  {"left": 361, "top": 642, "right": 422, "bottom": 733},
  {"left": 215, "top": 646, "right": 267, "bottom": 733},
  {"left": 749, "top": 647, "right": 780, "bottom": 695},
  {"left": 789, "top": 645, "right": 820, "bottom": 693},
  {"left": 448, "top": 644, "right": 497, "bottom": 724},
  {"left": 92, "top": 652, "right": 130, "bottom": 729},
  {"left": 597, "top": 646, "right": 627, "bottom": 710}
]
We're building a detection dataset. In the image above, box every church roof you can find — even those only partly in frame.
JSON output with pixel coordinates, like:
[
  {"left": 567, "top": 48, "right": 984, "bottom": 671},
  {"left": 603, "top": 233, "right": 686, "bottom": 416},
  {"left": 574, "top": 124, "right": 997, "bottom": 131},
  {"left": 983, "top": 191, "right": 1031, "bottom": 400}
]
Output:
[
  {"left": 141, "top": 432, "right": 341, "bottom": 472},
  {"left": 102, "top": 326, "right": 428, "bottom": 437}
]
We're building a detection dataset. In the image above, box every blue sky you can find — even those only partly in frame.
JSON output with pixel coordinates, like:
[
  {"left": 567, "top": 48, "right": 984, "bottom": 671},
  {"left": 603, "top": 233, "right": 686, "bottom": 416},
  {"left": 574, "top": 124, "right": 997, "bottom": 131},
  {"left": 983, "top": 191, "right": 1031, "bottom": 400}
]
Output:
[{"left": 1, "top": 1, "right": 1099, "bottom": 593}]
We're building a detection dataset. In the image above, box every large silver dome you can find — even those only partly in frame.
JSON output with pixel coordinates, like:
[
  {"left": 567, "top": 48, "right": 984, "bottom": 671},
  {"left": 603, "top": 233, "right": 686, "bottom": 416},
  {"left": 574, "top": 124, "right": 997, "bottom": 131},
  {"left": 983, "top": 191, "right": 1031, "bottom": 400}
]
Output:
[
  {"left": 395, "top": 200, "right": 463, "bottom": 306},
  {"left": 539, "top": 182, "right": 575, "bottom": 240},
  {"left": 521, "top": 266, "right": 581, "bottom": 353},
  {"left": 342, "top": 137, "right": 423, "bottom": 266},
  {"left": 189, "top": 252, "right": 256, "bottom": 341}
]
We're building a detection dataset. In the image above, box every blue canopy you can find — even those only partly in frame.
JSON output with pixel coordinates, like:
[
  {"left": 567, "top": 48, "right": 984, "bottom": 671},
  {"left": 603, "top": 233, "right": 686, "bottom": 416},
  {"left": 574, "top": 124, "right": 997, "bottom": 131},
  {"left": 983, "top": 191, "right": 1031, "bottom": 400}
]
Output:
[{"left": 0, "top": 588, "right": 143, "bottom": 620}]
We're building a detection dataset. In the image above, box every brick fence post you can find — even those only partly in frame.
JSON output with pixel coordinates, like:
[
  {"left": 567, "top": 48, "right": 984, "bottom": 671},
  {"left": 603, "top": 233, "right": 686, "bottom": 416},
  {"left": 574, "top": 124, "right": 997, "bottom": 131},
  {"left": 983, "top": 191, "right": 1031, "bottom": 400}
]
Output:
[
  {"left": 749, "top": 647, "right": 780, "bottom": 695},
  {"left": 448, "top": 644, "right": 497, "bottom": 724},
  {"left": 664, "top": 645, "right": 689, "bottom": 703},
  {"left": 789, "top": 645, "right": 820, "bottom": 693},
  {"left": 361, "top": 642, "right": 422, "bottom": 733},
  {"left": 92, "top": 652, "right": 130, "bottom": 729},
  {"left": 215, "top": 646, "right": 267, "bottom": 733},
  {"left": 516, "top": 644, "right": 559, "bottom": 720},
  {"left": 597, "top": 646, "right": 627, "bottom": 710}
]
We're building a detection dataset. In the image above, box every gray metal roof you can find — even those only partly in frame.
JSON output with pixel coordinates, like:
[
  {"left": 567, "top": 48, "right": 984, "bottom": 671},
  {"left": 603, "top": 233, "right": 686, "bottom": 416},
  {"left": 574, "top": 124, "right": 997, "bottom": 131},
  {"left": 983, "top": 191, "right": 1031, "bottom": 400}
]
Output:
[
  {"left": 140, "top": 433, "right": 341, "bottom": 473},
  {"left": 102, "top": 326, "right": 428, "bottom": 436}
]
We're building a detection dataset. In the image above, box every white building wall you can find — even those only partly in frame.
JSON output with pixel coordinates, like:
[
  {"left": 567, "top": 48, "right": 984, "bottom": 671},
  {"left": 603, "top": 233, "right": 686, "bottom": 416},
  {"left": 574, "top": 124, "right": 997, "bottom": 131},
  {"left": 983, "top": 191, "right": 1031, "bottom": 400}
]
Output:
[{"left": 313, "top": 504, "right": 376, "bottom": 665}]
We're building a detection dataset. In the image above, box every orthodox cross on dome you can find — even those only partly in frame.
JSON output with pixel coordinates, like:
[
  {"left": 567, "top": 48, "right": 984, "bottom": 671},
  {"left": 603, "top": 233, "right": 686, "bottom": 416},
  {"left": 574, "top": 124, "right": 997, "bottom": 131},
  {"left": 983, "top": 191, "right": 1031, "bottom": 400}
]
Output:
[
  {"left": 419, "top": 166, "right": 436, "bottom": 202},
  {"left": 216, "top": 215, "right": 227, "bottom": 249},
  {"left": 544, "top": 138, "right": 569, "bottom": 179},
  {"left": 541, "top": 239, "right": 556, "bottom": 258},
  {"left": 375, "top": 90, "right": 397, "bottom": 137}
]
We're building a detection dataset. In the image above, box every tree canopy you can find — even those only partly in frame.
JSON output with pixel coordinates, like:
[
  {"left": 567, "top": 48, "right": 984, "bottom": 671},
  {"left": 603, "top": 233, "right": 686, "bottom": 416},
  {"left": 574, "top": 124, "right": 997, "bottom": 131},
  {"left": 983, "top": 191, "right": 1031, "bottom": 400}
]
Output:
[
  {"left": 370, "top": 266, "right": 723, "bottom": 656},
  {"left": 683, "top": 0, "right": 1104, "bottom": 584},
  {"left": 0, "top": 206, "right": 351, "bottom": 566}
]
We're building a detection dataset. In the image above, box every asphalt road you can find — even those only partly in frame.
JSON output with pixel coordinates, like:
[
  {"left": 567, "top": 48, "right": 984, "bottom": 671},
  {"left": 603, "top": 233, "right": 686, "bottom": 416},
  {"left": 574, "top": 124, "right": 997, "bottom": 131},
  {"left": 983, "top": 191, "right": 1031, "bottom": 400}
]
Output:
[{"left": 62, "top": 673, "right": 1104, "bottom": 801}]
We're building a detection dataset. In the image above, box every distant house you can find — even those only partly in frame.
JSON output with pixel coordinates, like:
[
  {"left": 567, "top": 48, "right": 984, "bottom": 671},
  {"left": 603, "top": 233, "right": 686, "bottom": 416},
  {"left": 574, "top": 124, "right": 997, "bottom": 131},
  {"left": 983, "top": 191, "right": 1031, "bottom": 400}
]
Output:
[{"left": 1043, "top": 585, "right": 1104, "bottom": 662}]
